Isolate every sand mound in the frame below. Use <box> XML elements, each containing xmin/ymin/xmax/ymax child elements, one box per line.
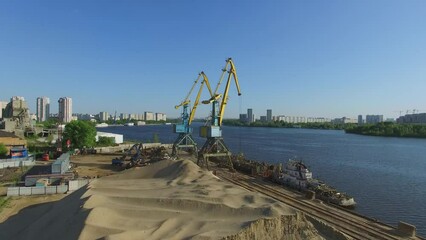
<box><xmin>0</xmin><ymin>159</ymin><xmax>326</xmax><ymax>240</ymax></box>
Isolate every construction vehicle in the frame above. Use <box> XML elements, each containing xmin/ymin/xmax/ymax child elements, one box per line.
<box><xmin>198</xmin><ymin>58</ymin><xmax>242</xmax><ymax>170</ymax></box>
<box><xmin>172</xmin><ymin>72</ymin><xmax>214</xmax><ymax>157</ymax></box>
<box><xmin>111</xmin><ymin>143</ymin><xmax>144</xmax><ymax>168</ymax></box>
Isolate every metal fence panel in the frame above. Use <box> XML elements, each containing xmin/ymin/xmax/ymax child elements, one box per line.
<box><xmin>31</xmin><ymin>187</ymin><xmax>46</xmax><ymax>195</ymax></box>
<box><xmin>45</xmin><ymin>186</ymin><xmax>57</xmax><ymax>194</ymax></box>
<box><xmin>19</xmin><ymin>188</ymin><xmax>32</xmax><ymax>196</ymax></box>
<box><xmin>57</xmin><ymin>185</ymin><xmax>68</xmax><ymax>194</ymax></box>
<box><xmin>7</xmin><ymin>187</ymin><xmax>20</xmax><ymax>197</ymax></box>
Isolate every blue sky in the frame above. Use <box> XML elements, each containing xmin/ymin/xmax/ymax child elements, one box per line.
<box><xmin>1</xmin><ymin>0</ymin><xmax>425</xmax><ymax>119</ymax></box>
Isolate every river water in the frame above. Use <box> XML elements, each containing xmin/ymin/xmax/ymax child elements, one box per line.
<box><xmin>99</xmin><ymin>123</ymin><xmax>426</xmax><ymax>236</ymax></box>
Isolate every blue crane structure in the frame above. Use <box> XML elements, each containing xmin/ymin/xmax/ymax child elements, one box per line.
<box><xmin>172</xmin><ymin>72</ymin><xmax>214</xmax><ymax>157</ymax></box>
<box><xmin>197</xmin><ymin>58</ymin><xmax>242</xmax><ymax>170</ymax></box>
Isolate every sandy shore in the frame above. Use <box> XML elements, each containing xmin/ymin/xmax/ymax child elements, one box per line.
<box><xmin>0</xmin><ymin>159</ymin><xmax>330</xmax><ymax>240</ymax></box>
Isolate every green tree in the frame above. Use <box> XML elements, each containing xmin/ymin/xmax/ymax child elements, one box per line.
<box><xmin>97</xmin><ymin>136</ymin><xmax>115</xmax><ymax>147</ymax></box>
<box><xmin>63</xmin><ymin>120</ymin><xmax>97</xmax><ymax>149</ymax></box>
<box><xmin>0</xmin><ymin>143</ymin><xmax>8</xmax><ymax>158</ymax></box>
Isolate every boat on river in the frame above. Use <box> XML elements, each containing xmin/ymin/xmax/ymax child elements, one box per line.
<box><xmin>231</xmin><ymin>155</ymin><xmax>356</xmax><ymax>208</ymax></box>
<box><xmin>276</xmin><ymin>159</ymin><xmax>356</xmax><ymax>207</ymax></box>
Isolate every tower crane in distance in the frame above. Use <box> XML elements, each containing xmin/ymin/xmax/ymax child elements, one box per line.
<box><xmin>198</xmin><ymin>58</ymin><xmax>242</xmax><ymax>170</ymax></box>
<box><xmin>172</xmin><ymin>72</ymin><xmax>215</xmax><ymax>157</ymax></box>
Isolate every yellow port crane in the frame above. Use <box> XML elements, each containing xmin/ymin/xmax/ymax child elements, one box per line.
<box><xmin>172</xmin><ymin>72</ymin><xmax>214</xmax><ymax>157</ymax></box>
<box><xmin>198</xmin><ymin>58</ymin><xmax>242</xmax><ymax>169</ymax></box>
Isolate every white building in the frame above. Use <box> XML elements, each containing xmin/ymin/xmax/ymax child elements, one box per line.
<box><xmin>332</xmin><ymin>117</ymin><xmax>358</xmax><ymax>124</ymax></box>
<box><xmin>96</xmin><ymin>132</ymin><xmax>123</xmax><ymax>144</ymax></box>
<box><xmin>58</xmin><ymin>97</ymin><xmax>72</xmax><ymax>123</ymax></box>
<box><xmin>144</xmin><ymin>112</ymin><xmax>154</xmax><ymax>121</ymax></box>
<box><xmin>155</xmin><ymin>113</ymin><xmax>167</xmax><ymax>121</ymax></box>
<box><xmin>36</xmin><ymin>97</ymin><xmax>50</xmax><ymax>122</ymax></box>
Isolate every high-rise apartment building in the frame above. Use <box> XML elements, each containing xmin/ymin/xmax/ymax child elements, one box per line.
<box><xmin>247</xmin><ymin>108</ymin><xmax>254</xmax><ymax>123</ymax></box>
<box><xmin>266</xmin><ymin>109</ymin><xmax>272</xmax><ymax>122</ymax></box>
<box><xmin>99</xmin><ymin>111</ymin><xmax>109</xmax><ymax>122</ymax></box>
<box><xmin>58</xmin><ymin>97</ymin><xmax>72</xmax><ymax>123</ymax></box>
<box><xmin>36</xmin><ymin>97</ymin><xmax>50</xmax><ymax>122</ymax></box>
<box><xmin>358</xmin><ymin>115</ymin><xmax>363</xmax><ymax>125</ymax></box>
<box><xmin>144</xmin><ymin>111</ymin><xmax>154</xmax><ymax>121</ymax></box>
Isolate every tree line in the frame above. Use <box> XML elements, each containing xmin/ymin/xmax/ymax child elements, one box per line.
<box><xmin>222</xmin><ymin>119</ymin><xmax>350</xmax><ymax>130</ymax></box>
<box><xmin>345</xmin><ymin>122</ymin><xmax>426</xmax><ymax>138</ymax></box>
<box><xmin>222</xmin><ymin>120</ymin><xmax>426</xmax><ymax>138</ymax></box>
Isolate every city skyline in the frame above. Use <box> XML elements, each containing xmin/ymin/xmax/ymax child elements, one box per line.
<box><xmin>1</xmin><ymin>1</ymin><xmax>425</xmax><ymax>119</ymax></box>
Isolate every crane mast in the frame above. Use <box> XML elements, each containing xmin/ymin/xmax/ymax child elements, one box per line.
<box><xmin>172</xmin><ymin>72</ymin><xmax>214</xmax><ymax>157</ymax></box>
<box><xmin>198</xmin><ymin>58</ymin><xmax>242</xmax><ymax>170</ymax></box>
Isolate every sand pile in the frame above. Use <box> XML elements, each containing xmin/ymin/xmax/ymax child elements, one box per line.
<box><xmin>0</xmin><ymin>159</ymin><xmax>327</xmax><ymax>240</ymax></box>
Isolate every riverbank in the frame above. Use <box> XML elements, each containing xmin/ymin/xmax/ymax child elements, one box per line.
<box><xmin>0</xmin><ymin>158</ymin><xmax>332</xmax><ymax>240</ymax></box>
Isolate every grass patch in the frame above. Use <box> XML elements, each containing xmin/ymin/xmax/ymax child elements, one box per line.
<box><xmin>0</xmin><ymin>196</ymin><xmax>11</xmax><ymax>213</ymax></box>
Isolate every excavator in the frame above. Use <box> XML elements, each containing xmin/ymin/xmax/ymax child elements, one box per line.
<box><xmin>172</xmin><ymin>72</ymin><xmax>215</xmax><ymax>157</ymax></box>
<box><xmin>198</xmin><ymin>58</ymin><xmax>242</xmax><ymax>170</ymax></box>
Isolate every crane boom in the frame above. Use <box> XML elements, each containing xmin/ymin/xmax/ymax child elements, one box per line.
<box><xmin>218</xmin><ymin>58</ymin><xmax>241</xmax><ymax>126</ymax></box>
<box><xmin>189</xmin><ymin>72</ymin><xmax>214</xmax><ymax>125</ymax></box>
<box><xmin>175</xmin><ymin>74</ymin><xmax>202</xmax><ymax>109</ymax></box>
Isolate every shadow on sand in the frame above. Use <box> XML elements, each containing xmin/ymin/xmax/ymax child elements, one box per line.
<box><xmin>0</xmin><ymin>186</ymin><xmax>90</xmax><ymax>240</ymax></box>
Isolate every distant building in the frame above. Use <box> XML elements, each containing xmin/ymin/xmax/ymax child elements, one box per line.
<box><xmin>332</xmin><ymin>117</ymin><xmax>357</xmax><ymax>124</ymax></box>
<box><xmin>36</xmin><ymin>97</ymin><xmax>50</xmax><ymax>122</ymax></box>
<box><xmin>239</xmin><ymin>113</ymin><xmax>248</xmax><ymax>122</ymax></box>
<box><xmin>138</xmin><ymin>113</ymin><xmax>144</xmax><ymax>120</ymax></box>
<box><xmin>75</xmin><ymin>113</ymin><xmax>94</xmax><ymax>121</ymax></box>
<box><xmin>366</xmin><ymin>115</ymin><xmax>383</xmax><ymax>124</ymax></box>
<box><xmin>247</xmin><ymin>109</ymin><xmax>254</xmax><ymax>123</ymax></box>
<box><xmin>260</xmin><ymin>116</ymin><xmax>267</xmax><ymax>122</ymax></box>
<box><xmin>0</xmin><ymin>101</ymin><xmax>8</xmax><ymax>119</ymax></box>
<box><xmin>155</xmin><ymin>113</ymin><xmax>166</xmax><ymax>121</ymax></box>
<box><xmin>2</xmin><ymin>96</ymin><xmax>31</xmax><ymax>131</ymax></box>
<box><xmin>358</xmin><ymin>115</ymin><xmax>363</xmax><ymax>125</ymax></box>
<box><xmin>58</xmin><ymin>97</ymin><xmax>72</xmax><ymax>123</ymax></box>
<box><xmin>397</xmin><ymin>113</ymin><xmax>426</xmax><ymax>124</ymax></box>
<box><xmin>266</xmin><ymin>109</ymin><xmax>272</xmax><ymax>122</ymax></box>
<box><xmin>385</xmin><ymin>118</ymin><xmax>395</xmax><ymax>123</ymax></box>
<box><xmin>120</xmin><ymin>113</ymin><xmax>129</xmax><ymax>120</ymax></box>
<box><xmin>144</xmin><ymin>112</ymin><xmax>154</xmax><ymax>121</ymax></box>
<box><xmin>99</xmin><ymin>112</ymin><xmax>109</xmax><ymax>122</ymax></box>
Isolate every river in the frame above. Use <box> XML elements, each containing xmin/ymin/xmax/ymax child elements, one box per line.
<box><xmin>98</xmin><ymin>123</ymin><xmax>426</xmax><ymax>236</ymax></box>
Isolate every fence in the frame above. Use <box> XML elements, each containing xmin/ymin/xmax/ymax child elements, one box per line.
<box><xmin>0</xmin><ymin>155</ymin><xmax>35</xmax><ymax>169</ymax></box>
<box><xmin>7</xmin><ymin>179</ymin><xmax>90</xmax><ymax>197</ymax></box>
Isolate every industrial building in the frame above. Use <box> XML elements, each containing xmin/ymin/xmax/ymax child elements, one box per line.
<box><xmin>36</xmin><ymin>96</ymin><xmax>50</xmax><ymax>122</ymax></box>
<box><xmin>58</xmin><ymin>97</ymin><xmax>72</xmax><ymax>123</ymax></box>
